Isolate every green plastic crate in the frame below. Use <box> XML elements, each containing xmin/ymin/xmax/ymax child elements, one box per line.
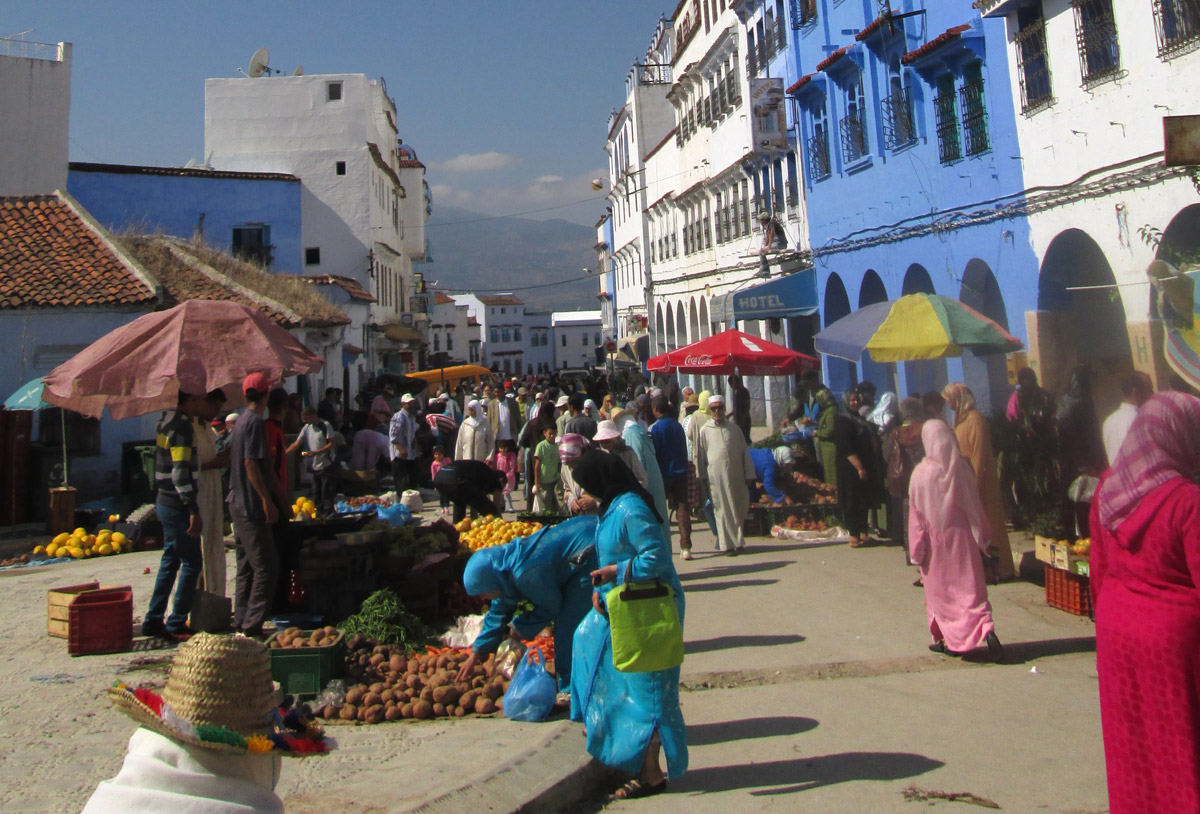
<box><xmin>266</xmin><ymin>629</ymin><xmax>345</xmax><ymax>696</ymax></box>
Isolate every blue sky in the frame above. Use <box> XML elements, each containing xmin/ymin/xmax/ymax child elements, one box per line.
<box><xmin>2</xmin><ymin>1</ymin><xmax>671</xmax><ymax>225</ymax></box>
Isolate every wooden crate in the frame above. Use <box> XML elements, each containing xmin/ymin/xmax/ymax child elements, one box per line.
<box><xmin>47</xmin><ymin>582</ymin><xmax>124</xmax><ymax>638</ymax></box>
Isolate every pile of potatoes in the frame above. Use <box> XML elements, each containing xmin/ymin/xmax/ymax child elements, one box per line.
<box><xmin>269</xmin><ymin>626</ymin><xmax>342</xmax><ymax>649</ymax></box>
<box><xmin>321</xmin><ymin>637</ymin><xmax>510</xmax><ymax>724</ymax></box>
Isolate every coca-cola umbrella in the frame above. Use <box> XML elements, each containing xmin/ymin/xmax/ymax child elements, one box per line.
<box><xmin>42</xmin><ymin>300</ymin><xmax>324</xmax><ymax>420</ymax></box>
<box><xmin>646</xmin><ymin>329</ymin><xmax>820</xmax><ymax>376</ymax></box>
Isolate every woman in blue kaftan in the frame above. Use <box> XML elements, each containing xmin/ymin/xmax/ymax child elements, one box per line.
<box><xmin>570</xmin><ymin>450</ymin><xmax>687</xmax><ymax>799</ymax></box>
<box><xmin>459</xmin><ymin>515</ymin><xmax>598</xmax><ymax>690</ymax></box>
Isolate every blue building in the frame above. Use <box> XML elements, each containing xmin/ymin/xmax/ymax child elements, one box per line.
<box><xmin>783</xmin><ymin>0</ymin><xmax>1039</xmax><ymax>411</ymax></box>
<box><xmin>67</xmin><ymin>162</ymin><xmax>302</xmax><ymax>273</ymax></box>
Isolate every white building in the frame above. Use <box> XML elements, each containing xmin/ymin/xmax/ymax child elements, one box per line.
<box><xmin>451</xmin><ymin>293</ymin><xmax>527</xmax><ymax>375</ymax></box>
<box><xmin>204</xmin><ymin>70</ymin><xmax>427</xmax><ymax>391</ymax></box>
<box><xmin>0</xmin><ymin>39</ymin><xmax>71</xmax><ymax>196</ymax></box>
<box><xmin>524</xmin><ymin>311</ymin><xmax>554</xmax><ymax>375</ymax></box>
<box><xmin>979</xmin><ymin>0</ymin><xmax>1200</xmax><ymax>404</ymax></box>
<box><xmin>427</xmin><ymin>291</ymin><xmax>474</xmax><ymax>366</ymax></box>
<box><xmin>553</xmin><ymin>311</ymin><xmax>603</xmax><ymax>370</ymax></box>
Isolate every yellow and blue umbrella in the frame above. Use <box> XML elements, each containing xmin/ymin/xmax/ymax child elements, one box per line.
<box><xmin>815</xmin><ymin>293</ymin><xmax>1023</xmax><ymax>363</ymax></box>
<box><xmin>1150</xmin><ymin>260</ymin><xmax>1200</xmax><ymax>389</ymax></box>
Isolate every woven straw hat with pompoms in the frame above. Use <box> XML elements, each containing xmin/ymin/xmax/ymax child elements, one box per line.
<box><xmin>108</xmin><ymin>633</ymin><xmax>329</xmax><ymax>756</ymax></box>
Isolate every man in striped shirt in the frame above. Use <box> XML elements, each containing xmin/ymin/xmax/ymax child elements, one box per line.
<box><xmin>142</xmin><ymin>389</ymin><xmax>214</xmax><ymax>640</ymax></box>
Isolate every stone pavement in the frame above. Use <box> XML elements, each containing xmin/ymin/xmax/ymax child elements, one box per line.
<box><xmin>1</xmin><ymin>514</ymin><xmax>1107</xmax><ymax>813</ymax></box>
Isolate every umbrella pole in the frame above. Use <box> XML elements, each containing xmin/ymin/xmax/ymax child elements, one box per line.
<box><xmin>60</xmin><ymin>408</ymin><xmax>69</xmax><ymax>487</ymax></box>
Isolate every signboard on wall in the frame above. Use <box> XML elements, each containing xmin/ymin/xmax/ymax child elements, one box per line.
<box><xmin>750</xmin><ymin>77</ymin><xmax>788</xmax><ymax>152</ymax></box>
<box><xmin>1164</xmin><ymin>115</ymin><xmax>1200</xmax><ymax>166</ymax></box>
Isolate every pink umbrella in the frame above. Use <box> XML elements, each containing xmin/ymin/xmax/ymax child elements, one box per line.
<box><xmin>647</xmin><ymin>329</ymin><xmax>820</xmax><ymax>376</ymax></box>
<box><xmin>43</xmin><ymin>300</ymin><xmax>324</xmax><ymax>419</ymax></box>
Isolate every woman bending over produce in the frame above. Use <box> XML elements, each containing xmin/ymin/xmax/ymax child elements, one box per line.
<box><xmin>458</xmin><ymin>515</ymin><xmax>599</xmax><ymax>692</ymax></box>
<box><xmin>570</xmin><ymin>450</ymin><xmax>687</xmax><ymax>800</ymax></box>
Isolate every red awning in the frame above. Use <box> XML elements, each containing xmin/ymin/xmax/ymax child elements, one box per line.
<box><xmin>647</xmin><ymin>329</ymin><xmax>819</xmax><ymax>376</ymax></box>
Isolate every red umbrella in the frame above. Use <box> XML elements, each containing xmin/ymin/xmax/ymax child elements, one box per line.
<box><xmin>43</xmin><ymin>300</ymin><xmax>324</xmax><ymax>419</ymax></box>
<box><xmin>647</xmin><ymin>329</ymin><xmax>819</xmax><ymax>376</ymax></box>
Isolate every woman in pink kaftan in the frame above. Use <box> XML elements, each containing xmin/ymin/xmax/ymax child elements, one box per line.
<box><xmin>907</xmin><ymin>420</ymin><xmax>1002</xmax><ymax>659</ymax></box>
<box><xmin>1089</xmin><ymin>392</ymin><xmax>1200</xmax><ymax>814</ymax></box>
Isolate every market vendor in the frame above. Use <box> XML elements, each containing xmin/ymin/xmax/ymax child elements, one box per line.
<box><xmin>749</xmin><ymin>445</ymin><xmax>795</xmax><ymax>505</ymax></box>
<box><xmin>457</xmin><ymin>515</ymin><xmax>599</xmax><ymax>693</ymax></box>
<box><xmin>433</xmin><ymin>458</ymin><xmax>506</xmax><ymax>523</ymax></box>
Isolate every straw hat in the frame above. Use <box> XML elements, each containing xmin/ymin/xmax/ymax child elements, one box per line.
<box><xmin>609</xmin><ymin>407</ymin><xmax>633</xmax><ymax>428</ymax></box>
<box><xmin>108</xmin><ymin>633</ymin><xmax>328</xmax><ymax>756</ymax></box>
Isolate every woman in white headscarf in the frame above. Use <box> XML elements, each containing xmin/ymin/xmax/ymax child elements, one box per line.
<box><xmin>454</xmin><ymin>399</ymin><xmax>494</xmax><ymax>462</ymax></box>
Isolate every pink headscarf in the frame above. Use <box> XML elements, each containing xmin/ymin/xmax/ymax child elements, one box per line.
<box><xmin>909</xmin><ymin>419</ymin><xmax>989</xmax><ymax>550</ymax></box>
<box><xmin>558</xmin><ymin>433</ymin><xmax>589</xmax><ymax>464</ymax></box>
<box><xmin>1096</xmin><ymin>392</ymin><xmax>1200</xmax><ymax>535</ymax></box>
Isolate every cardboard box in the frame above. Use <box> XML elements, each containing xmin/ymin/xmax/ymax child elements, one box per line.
<box><xmin>1034</xmin><ymin>536</ymin><xmax>1056</xmax><ymax>565</ymax></box>
<box><xmin>1051</xmin><ymin>543</ymin><xmax>1088</xmax><ymax>573</ymax></box>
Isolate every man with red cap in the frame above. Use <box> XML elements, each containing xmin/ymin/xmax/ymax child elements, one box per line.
<box><xmin>228</xmin><ymin>372</ymin><xmax>285</xmax><ymax>638</ymax></box>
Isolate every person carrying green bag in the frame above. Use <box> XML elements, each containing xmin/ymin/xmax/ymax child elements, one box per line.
<box><xmin>570</xmin><ymin>450</ymin><xmax>687</xmax><ymax>801</ymax></box>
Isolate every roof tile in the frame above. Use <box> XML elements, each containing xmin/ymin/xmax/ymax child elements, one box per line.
<box><xmin>902</xmin><ymin>24</ymin><xmax>972</xmax><ymax>65</ymax></box>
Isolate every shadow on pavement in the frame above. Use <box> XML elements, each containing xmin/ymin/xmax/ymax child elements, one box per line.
<box><xmin>677</xmin><ymin>752</ymin><xmax>944</xmax><ymax>795</ymax></box>
<box><xmin>688</xmin><ymin>716</ymin><xmax>819</xmax><ymax>746</ymax></box>
<box><xmin>678</xmin><ymin>560</ymin><xmax>791</xmax><ymax>581</ymax></box>
<box><xmin>684</xmin><ymin>578</ymin><xmax>779</xmax><ymax>593</ymax></box>
<box><xmin>685</xmin><ymin>633</ymin><xmax>806</xmax><ymax>654</ymax></box>
<box><xmin>966</xmin><ymin>635</ymin><xmax>1096</xmax><ymax>665</ymax></box>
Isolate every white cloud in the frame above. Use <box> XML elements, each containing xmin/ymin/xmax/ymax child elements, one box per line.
<box><xmin>532</xmin><ymin>174</ymin><xmax>563</xmax><ymax>184</ymax></box>
<box><xmin>437</xmin><ymin>151</ymin><xmax>515</xmax><ymax>172</ymax></box>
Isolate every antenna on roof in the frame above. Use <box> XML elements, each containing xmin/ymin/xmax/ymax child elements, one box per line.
<box><xmin>247</xmin><ymin>47</ymin><xmax>271</xmax><ymax>78</ymax></box>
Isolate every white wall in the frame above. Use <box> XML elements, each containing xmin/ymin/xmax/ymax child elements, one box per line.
<box><xmin>553</xmin><ymin>313</ymin><xmax>603</xmax><ymax>369</ymax></box>
<box><xmin>0</xmin><ymin>41</ymin><xmax>71</xmax><ymax>196</ymax></box>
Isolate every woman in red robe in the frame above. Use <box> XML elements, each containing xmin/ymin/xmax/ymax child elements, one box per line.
<box><xmin>1090</xmin><ymin>392</ymin><xmax>1200</xmax><ymax>813</ymax></box>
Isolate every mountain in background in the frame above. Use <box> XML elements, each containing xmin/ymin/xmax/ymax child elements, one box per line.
<box><xmin>420</xmin><ymin>205</ymin><xmax>601</xmax><ymax>313</ymax></box>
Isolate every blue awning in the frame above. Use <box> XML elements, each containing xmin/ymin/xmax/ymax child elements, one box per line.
<box><xmin>732</xmin><ymin>268</ymin><xmax>819</xmax><ymax>321</ymax></box>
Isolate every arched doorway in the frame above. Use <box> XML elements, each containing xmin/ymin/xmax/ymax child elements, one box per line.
<box><xmin>960</xmin><ymin>259</ymin><xmax>1011</xmax><ymax>414</ymax></box>
<box><xmin>699</xmin><ymin>299</ymin><xmax>710</xmax><ymax>338</ymax></box>
<box><xmin>655</xmin><ymin>303</ymin><xmax>666</xmax><ymax>355</ymax></box>
<box><xmin>1038</xmin><ymin>229</ymin><xmax>1131</xmax><ymax>413</ymax></box>
<box><xmin>675</xmin><ymin>301</ymin><xmax>687</xmax><ymax>350</ymax></box>
<box><xmin>901</xmin><ymin>263</ymin><xmax>948</xmax><ymax>397</ymax></box>
<box><xmin>858</xmin><ymin>270</ymin><xmax>895</xmax><ymax>396</ymax></box>
<box><xmin>823</xmin><ymin>273</ymin><xmax>855</xmax><ymax>395</ymax></box>
<box><xmin>664</xmin><ymin>304</ymin><xmax>676</xmax><ymax>353</ymax></box>
<box><xmin>1153</xmin><ymin>204</ymin><xmax>1200</xmax><ymax>319</ymax></box>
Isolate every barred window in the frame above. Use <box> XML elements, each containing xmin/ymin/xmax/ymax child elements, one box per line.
<box><xmin>1153</xmin><ymin>0</ymin><xmax>1200</xmax><ymax>58</ymax></box>
<box><xmin>839</xmin><ymin>78</ymin><xmax>868</xmax><ymax>164</ymax></box>
<box><xmin>935</xmin><ymin>74</ymin><xmax>962</xmax><ymax>164</ymax></box>
<box><xmin>1072</xmin><ymin>0</ymin><xmax>1121</xmax><ymax>85</ymax></box>
<box><xmin>1016</xmin><ymin>4</ymin><xmax>1054</xmax><ymax>113</ymax></box>
<box><xmin>959</xmin><ymin>63</ymin><xmax>990</xmax><ymax>157</ymax></box>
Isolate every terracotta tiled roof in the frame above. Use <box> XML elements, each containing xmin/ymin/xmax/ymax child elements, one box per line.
<box><xmin>397</xmin><ymin>159</ymin><xmax>425</xmax><ymax>169</ymax></box>
<box><xmin>367</xmin><ymin>143</ymin><xmax>401</xmax><ymax>187</ymax></box>
<box><xmin>787</xmin><ymin>73</ymin><xmax>817</xmax><ymax>94</ymax></box>
<box><xmin>902</xmin><ymin>24</ymin><xmax>972</xmax><ymax>65</ymax></box>
<box><xmin>432</xmin><ymin>291</ymin><xmax>455</xmax><ymax>305</ymax></box>
<box><xmin>0</xmin><ymin>194</ymin><xmax>157</xmax><ymax>310</ymax></box>
<box><xmin>118</xmin><ymin>236</ymin><xmax>350</xmax><ymax>328</ymax></box>
<box><xmin>817</xmin><ymin>46</ymin><xmax>850</xmax><ymax>72</ymax></box>
<box><xmin>856</xmin><ymin>14</ymin><xmax>888</xmax><ymax>41</ymax></box>
<box><xmin>69</xmin><ymin>161</ymin><xmax>298</xmax><ymax>182</ymax></box>
<box><xmin>467</xmin><ymin>316</ymin><xmax>479</xmax><ymax>326</ymax></box>
<box><xmin>478</xmin><ymin>294</ymin><xmax>523</xmax><ymax>306</ymax></box>
<box><xmin>300</xmin><ymin>274</ymin><xmax>376</xmax><ymax>302</ymax></box>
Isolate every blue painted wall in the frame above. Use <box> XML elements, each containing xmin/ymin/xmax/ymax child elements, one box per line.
<box><xmin>67</xmin><ymin>166</ymin><xmax>303</xmax><ymax>274</ymax></box>
<box><xmin>784</xmin><ymin>0</ymin><xmax>1038</xmax><ymax>412</ymax></box>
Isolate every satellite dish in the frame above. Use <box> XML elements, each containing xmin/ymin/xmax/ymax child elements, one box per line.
<box><xmin>293</xmin><ymin>65</ymin><xmax>303</xmax><ymax>76</ymax></box>
<box><xmin>248</xmin><ymin>47</ymin><xmax>270</xmax><ymax>78</ymax></box>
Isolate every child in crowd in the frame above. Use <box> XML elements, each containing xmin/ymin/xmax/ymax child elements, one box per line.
<box><xmin>430</xmin><ymin>446</ymin><xmax>450</xmax><ymax>515</ymax></box>
<box><xmin>493</xmin><ymin>439</ymin><xmax>519</xmax><ymax>512</ymax></box>
<box><xmin>285</xmin><ymin>407</ymin><xmax>336</xmax><ymax>516</ymax></box>
<box><xmin>533</xmin><ymin>426</ymin><xmax>561</xmax><ymax>513</ymax></box>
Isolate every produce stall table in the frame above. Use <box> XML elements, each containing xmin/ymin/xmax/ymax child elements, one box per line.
<box><xmin>1034</xmin><ymin>535</ymin><xmax>1092</xmax><ymax>616</ymax></box>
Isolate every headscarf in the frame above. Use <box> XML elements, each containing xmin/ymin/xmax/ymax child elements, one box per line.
<box><xmin>465</xmin><ymin>399</ymin><xmax>481</xmax><ymax>418</ymax></box>
<box><xmin>899</xmin><ymin>396</ymin><xmax>924</xmax><ymax>424</ymax></box>
<box><xmin>583</xmin><ymin>399</ymin><xmax>599</xmax><ymax>422</ymax></box>
<box><xmin>558</xmin><ymin>433</ymin><xmax>588</xmax><ymax>464</ymax></box>
<box><xmin>910</xmin><ymin>419</ymin><xmax>989</xmax><ymax>547</ymax></box>
<box><xmin>772</xmin><ymin>446</ymin><xmax>793</xmax><ymax>467</ymax></box>
<box><xmin>814</xmin><ymin>388</ymin><xmax>837</xmax><ymax>412</ymax></box>
<box><xmin>1096</xmin><ymin>392</ymin><xmax>1200</xmax><ymax>536</ymax></box>
<box><xmin>461</xmin><ymin>546</ymin><xmax>511</xmax><ymax>597</ymax></box>
<box><xmin>570</xmin><ymin>449</ymin><xmax>663</xmax><ymax>523</ymax></box>
<box><xmin>868</xmin><ymin>392</ymin><xmax>898</xmax><ymax>430</ymax></box>
<box><xmin>942</xmin><ymin>383</ymin><xmax>977</xmax><ymax>427</ymax></box>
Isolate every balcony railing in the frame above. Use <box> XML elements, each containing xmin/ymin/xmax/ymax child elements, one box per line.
<box><xmin>1153</xmin><ymin>0</ymin><xmax>1200</xmax><ymax>58</ymax></box>
<box><xmin>807</xmin><ymin>132</ymin><xmax>832</xmax><ymax>181</ymax></box>
<box><xmin>934</xmin><ymin>89</ymin><xmax>962</xmax><ymax>164</ymax></box>
<box><xmin>790</xmin><ymin>0</ymin><xmax>817</xmax><ymax>28</ymax></box>
<box><xmin>1015</xmin><ymin>16</ymin><xmax>1054</xmax><ymax>113</ymax></box>
<box><xmin>839</xmin><ymin>110</ymin><xmax>868</xmax><ymax>164</ymax></box>
<box><xmin>774</xmin><ymin>18</ymin><xmax>788</xmax><ymax>51</ymax></box>
<box><xmin>880</xmin><ymin>87</ymin><xmax>917</xmax><ymax>151</ymax></box>
<box><xmin>747</xmin><ymin>50</ymin><xmax>758</xmax><ymax>78</ymax></box>
<box><xmin>1073</xmin><ymin>0</ymin><xmax>1121</xmax><ymax>86</ymax></box>
<box><xmin>637</xmin><ymin>62</ymin><xmax>673</xmax><ymax>85</ymax></box>
<box><xmin>959</xmin><ymin>77</ymin><xmax>990</xmax><ymax>156</ymax></box>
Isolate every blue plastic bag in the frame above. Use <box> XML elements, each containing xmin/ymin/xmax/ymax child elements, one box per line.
<box><xmin>504</xmin><ymin>646</ymin><xmax>556</xmax><ymax>722</ymax></box>
<box><xmin>375</xmin><ymin>503</ymin><xmax>412</xmax><ymax>527</ymax></box>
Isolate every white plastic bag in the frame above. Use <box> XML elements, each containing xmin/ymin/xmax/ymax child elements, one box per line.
<box><xmin>400</xmin><ymin>489</ymin><xmax>423</xmax><ymax>513</ymax></box>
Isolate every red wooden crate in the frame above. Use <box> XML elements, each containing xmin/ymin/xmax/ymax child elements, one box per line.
<box><xmin>1045</xmin><ymin>564</ymin><xmax>1091</xmax><ymax>616</ymax></box>
<box><xmin>68</xmin><ymin>586</ymin><xmax>133</xmax><ymax>656</ymax></box>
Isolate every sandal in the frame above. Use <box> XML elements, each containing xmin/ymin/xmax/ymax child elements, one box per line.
<box><xmin>848</xmin><ymin>538</ymin><xmax>866</xmax><ymax>548</ymax></box>
<box><xmin>611</xmin><ymin>778</ymin><xmax>667</xmax><ymax>800</ymax></box>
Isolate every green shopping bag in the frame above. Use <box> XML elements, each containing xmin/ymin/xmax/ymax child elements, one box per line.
<box><xmin>605</xmin><ymin>561</ymin><xmax>684</xmax><ymax>673</ymax></box>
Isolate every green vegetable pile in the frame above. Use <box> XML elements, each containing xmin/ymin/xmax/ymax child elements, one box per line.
<box><xmin>340</xmin><ymin>588</ymin><xmax>430</xmax><ymax>648</ymax></box>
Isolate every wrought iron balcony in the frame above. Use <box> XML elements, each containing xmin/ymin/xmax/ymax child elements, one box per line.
<box><xmin>774</xmin><ymin>18</ymin><xmax>788</xmax><ymax>51</ymax></box>
<box><xmin>1153</xmin><ymin>0</ymin><xmax>1200</xmax><ymax>58</ymax></box>
<box><xmin>959</xmin><ymin>77</ymin><xmax>990</xmax><ymax>157</ymax></box>
<box><xmin>839</xmin><ymin>109</ymin><xmax>868</xmax><ymax>164</ymax></box>
<box><xmin>807</xmin><ymin>132</ymin><xmax>831</xmax><ymax>181</ymax></box>
<box><xmin>880</xmin><ymin>87</ymin><xmax>917</xmax><ymax>151</ymax></box>
<box><xmin>637</xmin><ymin>62</ymin><xmax>673</xmax><ymax>85</ymax></box>
<box><xmin>1015</xmin><ymin>16</ymin><xmax>1054</xmax><ymax>113</ymax></box>
<box><xmin>1073</xmin><ymin>0</ymin><xmax>1121</xmax><ymax>86</ymax></box>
